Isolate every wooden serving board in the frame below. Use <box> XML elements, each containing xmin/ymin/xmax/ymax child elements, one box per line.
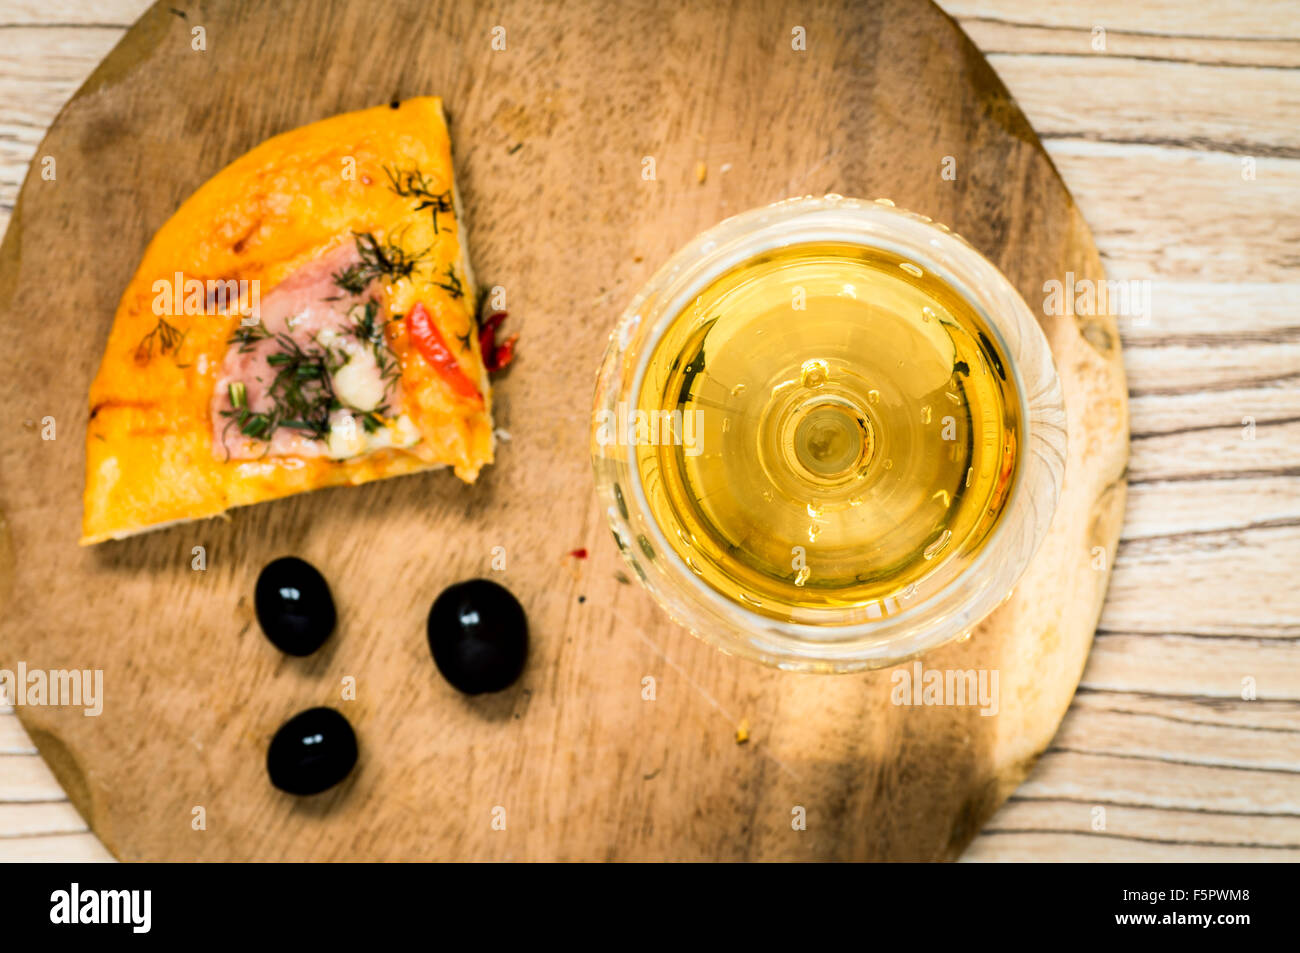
<box><xmin>0</xmin><ymin>0</ymin><xmax>1128</xmax><ymax>860</ymax></box>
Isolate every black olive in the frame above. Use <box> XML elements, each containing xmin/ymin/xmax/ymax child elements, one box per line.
<box><xmin>427</xmin><ymin>579</ymin><xmax>528</xmax><ymax>695</ymax></box>
<box><xmin>254</xmin><ymin>557</ymin><xmax>336</xmax><ymax>656</ymax></box>
<box><xmin>266</xmin><ymin>707</ymin><xmax>358</xmax><ymax>796</ymax></box>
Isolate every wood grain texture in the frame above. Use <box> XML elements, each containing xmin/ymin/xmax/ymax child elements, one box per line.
<box><xmin>2</xmin><ymin>0</ymin><xmax>1297</xmax><ymax>862</ymax></box>
<box><xmin>0</xmin><ymin>0</ymin><xmax>1127</xmax><ymax>861</ymax></box>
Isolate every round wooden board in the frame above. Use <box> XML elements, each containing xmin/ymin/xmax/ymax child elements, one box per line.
<box><xmin>0</xmin><ymin>0</ymin><xmax>1128</xmax><ymax>860</ymax></box>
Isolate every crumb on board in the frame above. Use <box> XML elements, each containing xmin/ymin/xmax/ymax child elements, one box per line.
<box><xmin>569</xmin><ymin>548</ymin><xmax>588</xmax><ymax>559</ymax></box>
<box><xmin>720</xmin><ymin>162</ymin><xmax>732</xmax><ymax>174</ymax></box>
<box><xmin>735</xmin><ymin>718</ymin><xmax>750</xmax><ymax>744</ymax></box>
<box><xmin>614</xmin><ymin>571</ymin><xmax>631</xmax><ymax>585</ymax></box>
<box><xmin>695</xmin><ymin>161</ymin><xmax>707</xmax><ymax>184</ymax></box>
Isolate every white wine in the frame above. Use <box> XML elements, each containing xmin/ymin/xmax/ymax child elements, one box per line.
<box><xmin>595</xmin><ymin>196</ymin><xmax>1066</xmax><ymax>671</ymax></box>
<box><xmin>633</xmin><ymin>241</ymin><xmax>1020</xmax><ymax>623</ymax></box>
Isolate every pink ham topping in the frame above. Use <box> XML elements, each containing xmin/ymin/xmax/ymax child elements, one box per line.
<box><xmin>211</xmin><ymin>242</ymin><xmax>400</xmax><ymax>460</ymax></box>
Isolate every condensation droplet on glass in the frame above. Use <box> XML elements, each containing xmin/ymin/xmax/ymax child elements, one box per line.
<box><xmin>945</xmin><ymin>391</ymin><xmax>960</xmax><ymax>404</ymax></box>
<box><xmin>900</xmin><ymin>262</ymin><xmax>923</xmax><ymax>278</ymax></box>
<box><xmin>923</xmin><ymin>529</ymin><xmax>952</xmax><ymax>560</ymax></box>
<box><xmin>793</xmin><ymin>566</ymin><xmax>811</xmax><ymax>587</ymax></box>
<box><xmin>730</xmin><ymin>383</ymin><xmax>747</xmax><ymax>396</ymax></box>
<box><xmin>867</xmin><ymin>389</ymin><xmax>881</xmax><ymax>404</ymax></box>
<box><xmin>883</xmin><ymin>458</ymin><xmax>894</xmax><ymax>470</ymax></box>
<box><xmin>807</xmin><ymin>523</ymin><xmax>821</xmax><ymax>542</ymax></box>
<box><xmin>921</xmin><ymin>306</ymin><xmax>936</xmax><ymax>323</ymax></box>
<box><xmin>800</xmin><ymin>358</ymin><xmax>829</xmax><ymax>388</ymax></box>
<box><xmin>921</xmin><ymin>404</ymin><xmax>932</xmax><ymax>424</ymax></box>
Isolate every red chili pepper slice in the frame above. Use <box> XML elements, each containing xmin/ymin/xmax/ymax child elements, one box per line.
<box><xmin>478</xmin><ymin>310</ymin><xmax>519</xmax><ymax>373</ymax></box>
<box><xmin>406</xmin><ymin>302</ymin><xmax>482</xmax><ymax>404</ymax></box>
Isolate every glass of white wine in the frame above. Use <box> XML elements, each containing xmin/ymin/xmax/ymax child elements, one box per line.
<box><xmin>591</xmin><ymin>195</ymin><xmax>1066</xmax><ymax>673</ymax></box>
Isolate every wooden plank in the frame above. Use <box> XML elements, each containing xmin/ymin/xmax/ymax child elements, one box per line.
<box><xmin>965</xmin><ymin>832</ymin><xmax>1300</xmax><ymax>861</ymax></box>
<box><xmin>0</xmin><ymin>712</ymin><xmax>37</xmax><ymax>753</ymax></box>
<box><xmin>1128</xmin><ymin>417</ymin><xmax>1300</xmax><ymax>483</ymax></box>
<box><xmin>960</xmin><ymin>18</ymin><xmax>1300</xmax><ymax>68</ymax></box>
<box><xmin>1071</xmin><ymin>687</ymin><xmax>1300</xmax><ymax>731</ymax></box>
<box><xmin>1086</xmin><ymin>633</ymin><xmax>1300</xmax><ymax>692</ymax></box>
<box><xmin>986</xmin><ymin>800</ymin><xmax>1300</xmax><ymax>848</ymax></box>
<box><xmin>968</xmin><ymin>688</ymin><xmax>1300</xmax><ymax>859</ymax></box>
<box><xmin>942</xmin><ymin>0</ymin><xmax>1300</xmax><ymax>39</ymax></box>
<box><xmin>1122</xmin><ymin>281</ymin><xmax>1300</xmax><ymax>337</ymax></box>
<box><xmin>1131</xmin><ymin>388</ymin><xmax>1300</xmax><ymax>440</ymax></box>
<box><xmin>0</xmin><ymin>27</ymin><xmax>128</xmax><ymax>213</ymax></box>
<box><xmin>0</xmin><ymin>832</ymin><xmax>113</xmax><ymax>861</ymax></box>
<box><xmin>1123</xmin><ymin>476</ymin><xmax>1300</xmax><ymax>539</ymax></box>
<box><xmin>991</xmin><ymin>55</ymin><xmax>1300</xmax><ymax>155</ymax></box>
<box><xmin>1103</xmin><ymin>523</ymin><xmax>1300</xmax><ymax>635</ymax></box>
<box><xmin>0</xmin><ymin>0</ymin><xmax>147</xmax><ymax>25</ymax></box>
<box><xmin>1013</xmin><ymin>750</ymin><xmax>1300</xmax><ymax>814</ymax></box>
<box><xmin>0</xmin><ymin>751</ymin><xmax>70</xmax><ymax>801</ymax></box>
<box><xmin>1044</xmin><ymin>142</ymin><xmax>1300</xmax><ymax>282</ymax></box>
<box><xmin>0</xmin><ymin>800</ymin><xmax>88</xmax><ymax>837</ymax></box>
<box><xmin>1126</xmin><ymin>346</ymin><xmax>1300</xmax><ymax>400</ymax></box>
<box><xmin>1116</xmin><ymin>283</ymin><xmax>1300</xmax><ymax>397</ymax></box>
<box><xmin>1052</xmin><ymin>696</ymin><xmax>1300</xmax><ymax>769</ymax></box>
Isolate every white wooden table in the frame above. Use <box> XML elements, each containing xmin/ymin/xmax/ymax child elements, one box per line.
<box><xmin>1</xmin><ymin>0</ymin><xmax>1297</xmax><ymax>861</ymax></box>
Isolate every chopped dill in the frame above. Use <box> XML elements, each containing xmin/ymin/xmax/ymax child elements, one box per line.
<box><xmin>432</xmin><ymin>265</ymin><xmax>464</xmax><ymax>300</ymax></box>
<box><xmin>228</xmin><ymin>322</ymin><xmax>270</xmax><ymax>353</ymax></box>
<box><xmin>333</xmin><ymin>231</ymin><xmax>429</xmax><ymax>294</ymax></box>
<box><xmin>348</xmin><ymin>298</ymin><xmax>401</xmax><ymax>389</ymax></box>
<box><xmin>383</xmin><ymin>165</ymin><xmax>454</xmax><ymax>234</ymax></box>
<box><xmin>222</xmin><ymin>298</ymin><xmax>401</xmax><ymax>447</ymax></box>
<box><xmin>136</xmin><ymin>317</ymin><xmax>186</xmax><ymax>363</ymax></box>
<box><xmin>221</xmin><ymin>332</ymin><xmax>342</xmax><ymax>443</ymax></box>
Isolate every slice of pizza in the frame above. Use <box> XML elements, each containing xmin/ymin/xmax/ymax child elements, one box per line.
<box><xmin>82</xmin><ymin>98</ymin><xmax>494</xmax><ymax>544</ymax></box>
